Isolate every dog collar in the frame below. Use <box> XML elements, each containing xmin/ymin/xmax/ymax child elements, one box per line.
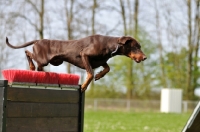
<box><xmin>111</xmin><ymin>45</ymin><xmax>120</xmax><ymax>57</ymax></box>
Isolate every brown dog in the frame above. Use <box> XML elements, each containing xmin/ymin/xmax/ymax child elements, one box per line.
<box><xmin>6</xmin><ymin>35</ymin><xmax>146</xmax><ymax>91</ymax></box>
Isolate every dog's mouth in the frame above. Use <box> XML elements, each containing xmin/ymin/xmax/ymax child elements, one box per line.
<box><xmin>132</xmin><ymin>57</ymin><xmax>141</xmax><ymax>63</ymax></box>
<box><xmin>132</xmin><ymin>56</ymin><xmax>147</xmax><ymax>63</ymax></box>
<box><xmin>134</xmin><ymin>59</ymin><xmax>141</xmax><ymax>63</ymax></box>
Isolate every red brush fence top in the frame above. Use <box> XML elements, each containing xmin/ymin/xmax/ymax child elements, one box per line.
<box><xmin>2</xmin><ymin>69</ymin><xmax>80</xmax><ymax>85</ymax></box>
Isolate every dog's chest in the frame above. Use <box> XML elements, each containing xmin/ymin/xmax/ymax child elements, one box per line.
<box><xmin>93</xmin><ymin>48</ymin><xmax>112</xmax><ymax>60</ymax></box>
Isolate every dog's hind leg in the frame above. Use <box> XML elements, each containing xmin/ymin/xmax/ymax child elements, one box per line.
<box><xmin>37</xmin><ymin>64</ymin><xmax>44</xmax><ymax>71</ymax></box>
<box><xmin>25</xmin><ymin>50</ymin><xmax>35</xmax><ymax>70</ymax></box>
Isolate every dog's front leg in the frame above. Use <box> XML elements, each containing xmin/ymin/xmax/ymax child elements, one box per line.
<box><xmin>95</xmin><ymin>63</ymin><xmax>110</xmax><ymax>81</ymax></box>
<box><xmin>80</xmin><ymin>51</ymin><xmax>94</xmax><ymax>92</ymax></box>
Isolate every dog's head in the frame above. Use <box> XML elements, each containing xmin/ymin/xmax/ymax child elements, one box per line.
<box><xmin>118</xmin><ymin>36</ymin><xmax>147</xmax><ymax>63</ymax></box>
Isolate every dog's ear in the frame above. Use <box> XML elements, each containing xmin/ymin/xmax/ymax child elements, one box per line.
<box><xmin>117</xmin><ymin>36</ymin><xmax>133</xmax><ymax>44</ymax></box>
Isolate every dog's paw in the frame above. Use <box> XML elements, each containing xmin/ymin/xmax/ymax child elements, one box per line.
<box><xmin>81</xmin><ymin>85</ymin><xmax>87</xmax><ymax>92</ymax></box>
<box><xmin>95</xmin><ymin>72</ymin><xmax>103</xmax><ymax>81</ymax></box>
<box><xmin>81</xmin><ymin>88</ymin><xmax>86</xmax><ymax>92</ymax></box>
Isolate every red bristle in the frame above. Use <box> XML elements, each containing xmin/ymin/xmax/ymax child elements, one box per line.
<box><xmin>20</xmin><ymin>70</ymin><xmax>36</xmax><ymax>83</ymax></box>
<box><xmin>71</xmin><ymin>74</ymin><xmax>80</xmax><ymax>85</ymax></box>
<box><xmin>2</xmin><ymin>69</ymin><xmax>16</xmax><ymax>83</ymax></box>
<box><xmin>2</xmin><ymin>69</ymin><xmax>36</xmax><ymax>83</ymax></box>
<box><xmin>48</xmin><ymin>72</ymin><xmax>59</xmax><ymax>84</ymax></box>
<box><xmin>35</xmin><ymin>71</ymin><xmax>50</xmax><ymax>84</ymax></box>
<box><xmin>2</xmin><ymin>69</ymin><xmax>80</xmax><ymax>85</ymax></box>
<box><xmin>68</xmin><ymin>74</ymin><xmax>79</xmax><ymax>85</ymax></box>
<box><xmin>58</xmin><ymin>73</ymin><xmax>80</xmax><ymax>85</ymax></box>
<box><xmin>58</xmin><ymin>73</ymin><xmax>70</xmax><ymax>85</ymax></box>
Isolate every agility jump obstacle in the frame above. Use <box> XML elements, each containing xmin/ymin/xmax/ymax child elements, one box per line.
<box><xmin>182</xmin><ymin>101</ymin><xmax>200</xmax><ymax>132</ymax></box>
<box><xmin>0</xmin><ymin>80</ymin><xmax>85</xmax><ymax>132</ymax></box>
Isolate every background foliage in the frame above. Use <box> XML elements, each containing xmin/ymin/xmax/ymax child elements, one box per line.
<box><xmin>0</xmin><ymin>0</ymin><xmax>200</xmax><ymax>100</ymax></box>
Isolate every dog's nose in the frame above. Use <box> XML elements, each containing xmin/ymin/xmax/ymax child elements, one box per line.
<box><xmin>143</xmin><ymin>56</ymin><xmax>147</xmax><ymax>61</ymax></box>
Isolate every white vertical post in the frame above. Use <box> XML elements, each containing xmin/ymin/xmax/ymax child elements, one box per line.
<box><xmin>160</xmin><ymin>88</ymin><xmax>182</xmax><ymax>113</ymax></box>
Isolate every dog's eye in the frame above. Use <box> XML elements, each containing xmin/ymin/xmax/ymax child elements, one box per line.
<box><xmin>135</xmin><ymin>44</ymin><xmax>141</xmax><ymax>49</ymax></box>
<box><xmin>138</xmin><ymin>44</ymin><xmax>141</xmax><ymax>48</ymax></box>
<box><xmin>131</xmin><ymin>46</ymin><xmax>141</xmax><ymax>52</ymax></box>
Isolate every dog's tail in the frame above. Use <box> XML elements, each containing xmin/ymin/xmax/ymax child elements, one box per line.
<box><xmin>6</xmin><ymin>37</ymin><xmax>38</xmax><ymax>49</ymax></box>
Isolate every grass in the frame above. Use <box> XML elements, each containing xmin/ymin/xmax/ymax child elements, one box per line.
<box><xmin>84</xmin><ymin>110</ymin><xmax>191</xmax><ymax>132</ymax></box>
